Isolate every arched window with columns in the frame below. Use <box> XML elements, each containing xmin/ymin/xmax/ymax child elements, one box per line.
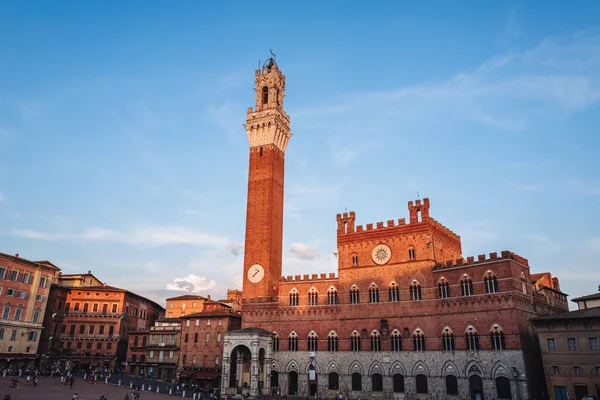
<box><xmin>308</xmin><ymin>288</ymin><xmax>318</xmax><ymax>305</ymax></box>
<box><xmin>350</xmin><ymin>331</ymin><xmax>361</xmax><ymax>351</ymax></box>
<box><xmin>288</xmin><ymin>332</ymin><xmax>298</xmax><ymax>351</ymax></box>
<box><xmin>370</xmin><ymin>330</ymin><xmax>381</xmax><ymax>351</ymax></box>
<box><xmin>484</xmin><ymin>271</ymin><xmax>499</xmax><ymax>293</ymax></box>
<box><xmin>490</xmin><ymin>324</ymin><xmax>506</xmax><ymax>350</ymax></box>
<box><xmin>327</xmin><ymin>287</ymin><xmax>338</xmax><ymax>305</ymax></box>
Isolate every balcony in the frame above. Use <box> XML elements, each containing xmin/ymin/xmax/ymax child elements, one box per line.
<box><xmin>53</xmin><ymin>334</ymin><xmax>123</xmax><ymax>341</ymax></box>
<box><xmin>53</xmin><ymin>311</ymin><xmax>129</xmax><ymax>320</ymax></box>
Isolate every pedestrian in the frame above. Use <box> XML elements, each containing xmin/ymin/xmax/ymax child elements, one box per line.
<box><xmin>72</xmin><ymin>393</ymin><xmax>78</xmax><ymax>400</ymax></box>
<box><xmin>70</xmin><ymin>375</ymin><xmax>75</xmax><ymax>388</ymax></box>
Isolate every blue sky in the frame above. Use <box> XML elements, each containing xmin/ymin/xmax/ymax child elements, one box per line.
<box><xmin>1</xmin><ymin>1</ymin><xmax>599</xmax><ymax>307</ymax></box>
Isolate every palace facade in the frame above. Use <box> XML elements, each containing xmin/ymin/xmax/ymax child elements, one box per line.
<box><xmin>0</xmin><ymin>252</ymin><xmax>60</xmax><ymax>369</ymax></box>
<box><xmin>220</xmin><ymin>58</ymin><xmax>569</xmax><ymax>400</ymax></box>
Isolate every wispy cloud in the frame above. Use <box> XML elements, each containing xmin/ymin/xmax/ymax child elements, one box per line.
<box><xmin>522</xmin><ymin>234</ymin><xmax>553</xmax><ymax>243</ymax></box>
<box><xmin>294</xmin><ymin>29</ymin><xmax>600</xmax><ymax>130</ymax></box>
<box><xmin>287</xmin><ymin>184</ymin><xmax>339</xmax><ymax>212</ymax></box>
<box><xmin>10</xmin><ymin>226</ymin><xmax>229</xmax><ymax>248</ymax></box>
<box><xmin>288</xmin><ymin>242</ymin><xmax>318</xmax><ymax>260</ymax></box>
<box><xmin>226</xmin><ymin>242</ymin><xmax>243</xmax><ymax>256</ymax></box>
<box><xmin>508</xmin><ymin>182</ymin><xmax>545</xmax><ymax>192</ymax></box>
<box><xmin>328</xmin><ymin>136</ymin><xmax>381</xmax><ymax>166</ymax></box>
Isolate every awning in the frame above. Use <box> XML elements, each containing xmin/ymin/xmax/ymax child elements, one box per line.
<box><xmin>192</xmin><ymin>370</ymin><xmax>221</xmax><ymax>379</ymax></box>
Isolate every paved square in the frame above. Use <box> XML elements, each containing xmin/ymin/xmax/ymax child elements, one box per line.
<box><xmin>0</xmin><ymin>377</ymin><xmax>174</xmax><ymax>400</ymax></box>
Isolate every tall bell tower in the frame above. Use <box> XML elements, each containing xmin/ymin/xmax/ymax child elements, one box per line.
<box><xmin>242</xmin><ymin>58</ymin><xmax>291</xmax><ymax>302</ymax></box>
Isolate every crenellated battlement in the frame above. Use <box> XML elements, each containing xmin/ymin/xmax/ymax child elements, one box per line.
<box><xmin>279</xmin><ymin>272</ymin><xmax>337</xmax><ymax>283</ymax></box>
<box><xmin>433</xmin><ymin>250</ymin><xmax>529</xmax><ymax>270</ymax></box>
<box><xmin>429</xmin><ymin>218</ymin><xmax>461</xmax><ymax>241</ymax></box>
<box><xmin>336</xmin><ymin>198</ymin><xmax>460</xmax><ymax>241</ymax></box>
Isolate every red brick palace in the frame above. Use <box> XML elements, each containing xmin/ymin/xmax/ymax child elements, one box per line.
<box><xmin>220</xmin><ymin>57</ymin><xmax>568</xmax><ymax>400</ymax></box>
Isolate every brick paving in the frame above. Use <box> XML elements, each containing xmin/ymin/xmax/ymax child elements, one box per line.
<box><xmin>0</xmin><ymin>377</ymin><xmax>174</xmax><ymax>400</ymax></box>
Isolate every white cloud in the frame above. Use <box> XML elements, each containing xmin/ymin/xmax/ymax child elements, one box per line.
<box><xmin>289</xmin><ymin>242</ymin><xmax>318</xmax><ymax>260</ymax></box>
<box><xmin>10</xmin><ymin>225</ymin><xmax>229</xmax><ymax>248</ymax></box>
<box><xmin>166</xmin><ymin>274</ymin><xmax>216</xmax><ymax>293</ymax></box>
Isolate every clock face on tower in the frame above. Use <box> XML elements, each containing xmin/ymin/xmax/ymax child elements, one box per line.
<box><xmin>247</xmin><ymin>264</ymin><xmax>265</xmax><ymax>283</ymax></box>
<box><xmin>371</xmin><ymin>244</ymin><xmax>392</xmax><ymax>265</ymax></box>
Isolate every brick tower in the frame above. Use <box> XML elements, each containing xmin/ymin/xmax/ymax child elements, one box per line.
<box><xmin>242</xmin><ymin>58</ymin><xmax>291</xmax><ymax>302</ymax></box>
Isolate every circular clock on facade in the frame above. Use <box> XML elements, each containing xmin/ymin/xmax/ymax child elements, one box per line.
<box><xmin>371</xmin><ymin>244</ymin><xmax>392</xmax><ymax>265</ymax></box>
<box><xmin>247</xmin><ymin>264</ymin><xmax>265</xmax><ymax>283</ymax></box>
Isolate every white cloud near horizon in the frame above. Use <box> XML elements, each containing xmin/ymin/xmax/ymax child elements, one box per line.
<box><xmin>166</xmin><ymin>274</ymin><xmax>217</xmax><ymax>292</ymax></box>
<box><xmin>10</xmin><ymin>225</ymin><xmax>229</xmax><ymax>248</ymax></box>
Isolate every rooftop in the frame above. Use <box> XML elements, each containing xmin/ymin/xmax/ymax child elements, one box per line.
<box><xmin>571</xmin><ymin>291</ymin><xmax>600</xmax><ymax>302</ymax></box>
<box><xmin>531</xmin><ymin>306</ymin><xmax>600</xmax><ymax>322</ymax></box>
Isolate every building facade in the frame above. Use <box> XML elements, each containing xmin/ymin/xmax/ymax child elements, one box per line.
<box><xmin>221</xmin><ymin>58</ymin><xmax>569</xmax><ymax>400</ymax></box>
<box><xmin>0</xmin><ymin>252</ymin><xmax>60</xmax><ymax>369</ymax></box>
<box><xmin>126</xmin><ymin>317</ymin><xmax>181</xmax><ymax>382</ymax></box>
<box><xmin>179</xmin><ymin>308</ymin><xmax>242</xmax><ymax>388</ymax></box>
<box><xmin>531</xmin><ymin>290</ymin><xmax>600</xmax><ymax>400</ymax></box>
<box><xmin>40</xmin><ymin>272</ymin><xmax>164</xmax><ymax>372</ymax></box>
<box><xmin>165</xmin><ymin>295</ymin><xmax>209</xmax><ymax>318</ymax></box>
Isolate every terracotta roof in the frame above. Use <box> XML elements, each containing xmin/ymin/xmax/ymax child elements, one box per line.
<box><xmin>531</xmin><ymin>307</ymin><xmax>600</xmax><ymax>322</ymax></box>
<box><xmin>530</xmin><ymin>273</ymin><xmax>548</xmax><ymax>282</ymax></box>
<box><xmin>228</xmin><ymin>327</ymin><xmax>271</xmax><ymax>335</ymax></box>
<box><xmin>180</xmin><ymin>310</ymin><xmax>241</xmax><ymax>319</ymax></box>
<box><xmin>571</xmin><ymin>292</ymin><xmax>600</xmax><ymax>302</ymax></box>
<box><xmin>61</xmin><ymin>285</ymin><xmax>165</xmax><ymax>311</ymax></box>
<box><xmin>156</xmin><ymin>317</ymin><xmax>182</xmax><ymax>322</ymax></box>
<box><xmin>165</xmin><ymin>294</ymin><xmax>207</xmax><ymax>301</ymax></box>
<box><xmin>0</xmin><ymin>252</ymin><xmax>61</xmax><ymax>271</ymax></box>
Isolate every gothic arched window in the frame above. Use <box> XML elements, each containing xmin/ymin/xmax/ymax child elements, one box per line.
<box><xmin>410</xmin><ymin>280</ymin><xmax>422</xmax><ymax>300</ymax></box>
<box><xmin>391</xmin><ymin>329</ymin><xmax>402</xmax><ymax>351</ymax></box>
<box><xmin>484</xmin><ymin>271</ymin><xmax>499</xmax><ymax>293</ymax></box>
<box><xmin>465</xmin><ymin>326</ymin><xmax>479</xmax><ymax>351</ymax></box>
<box><xmin>370</xmin><ymin>330</ymin><xmax>381</xmax><ymax>351</ymax></box>
<box><xmin>461</xmin><ymin>274</ymin><xmax>474</xmax><ymax>296</ymax></box>
<box><xmin>438</xmin><ymin>278</ymin><xmax>450</xmax><ymax>298</ymax></box>
<box><xmin>389</xmin><ymin>282</ymin><xmax>400</xmax><ymax>302</ymax></box>
<box><xmin>307</xmin><ymin>331</ymin><xmax>318</xmax><ymax>352</ymax></box>
<box><xmin>413</xmin><ymin>329</ymin><xmax>425</xmax><ymax>351</ymax></box>
<box><xmin>490</xmin><ymin>324</ymin><xmax>506</xmax><ymax>350</ymax></box>
<box><xmin>327</xmin><ymin>287</ymin><xmax>338</xmax><ymax>305</ymax></box>
<box><xmin>288</xmin><ymin>332</ymin><xmax>298</xmax><ymax>352</ymax></box>
<box><xmin>350</xmin><ymin>331</ymin><xmax>361</xmax><ymax>351</ymax></box>
<box><xmin>272</xmin><ymin>332</ymin><xmax>279</xmax><ymax>352</ymax></box>
<box><xmin>350</xmin><ymin>285</ymin><xmax>360</xmax><ymax>304</ymax></box>
<box><xmin>369</xmin><ymin>284</ymin><xmax>379</xmax><ymax>303</ymax></box>
<box><xmin>327</xmin><ymin>331</ymin><xmax>338</xmax><ymax>352</ymax></box>
<box><xmin>289</xmin><ymin>289</ymin><xmax>299</xmax><ymax>306</ymax></box>
<box><xmin>442</xmin><ymin>327</ymin><xmax>455</xmax><ymax>351</ymax></box>
<box><xmin>308</xmin><ymin>288</ymin><xmax>318</xmax><ymax>306</ymax></box>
